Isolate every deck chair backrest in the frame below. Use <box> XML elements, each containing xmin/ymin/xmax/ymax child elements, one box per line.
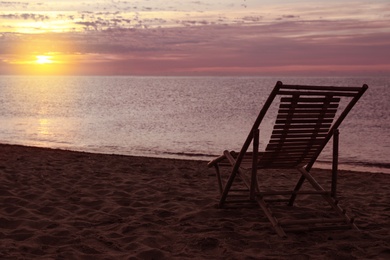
<box><xmin>235</xmin><ymin>81</ymin><xmax>368</xmax><ymax>171</ymax></box>
<box><xmin>260</xmin><ymin>93</ymin><xmax>340</xmax><ymax>168</ymax></box>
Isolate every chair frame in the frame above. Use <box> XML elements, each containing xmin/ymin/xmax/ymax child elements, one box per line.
<box><xmin>208</xmin><ymin>81</ymin><xmax>368</xmax><ymax>237</ymax></box>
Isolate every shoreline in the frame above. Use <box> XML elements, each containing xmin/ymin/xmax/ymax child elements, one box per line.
<box><xmin>1</xmin><ymin>143</ymin><xmax>389</xmax><ymax>259</ymax></box>
<box><xmin>1</xmin><ymin>142</ymin><xmax>389</xmax><ymax>175</ymax></box>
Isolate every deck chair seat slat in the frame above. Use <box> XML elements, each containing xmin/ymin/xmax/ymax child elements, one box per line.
<box><xmin>269</xmin><ymin>138</ymin><xmax>326</xmax><ymax>143</ymax></box>
<box><xmin>260</xmin><ymin>160</ymin><xmax>305</xmax><ymax>166</ymax></box>
<box><xmin>208</xmin><ymin>81</ymin><xmax>368</xmax><ymax>237</ymax></box>
<box><xmin>278</xmin><ymin>108</ymin><xmax>338</xmax><ymax>114</ymax></box>
<box><xmin>277</xmin><ymin>113</ymin><xmax>336</xmax><ymax>119</ymax></box>
<box><xmin>266</xmin><ymin>145</ymin><xmax>322</xmax><ymax>151</ymax></box>
<box><xmin>271</xmin><ymin>133</ymin><xmax>324</xmax><ymax>136</ymax></box>
<box><xmin>272</xmin><ymin>129</ymin><xmax>329</xmax><ymax>134</ymax></box>
<box><xmin>258</xmin><ymin>164</ymin><xmax>305</xmax><ymax>169</ymax></box>
<box><xmin>262</xmin><ymin>150</ymin><xmax>318</xmax><ymax>155</ymax></box>
<box><xmin>280</xmin><ymin>84</ymin><xmax>364</xmax><ymax>92</ymax></box>
<box><xmin>263</xmin><ymin>154</ymin><xmax>317</xmax><ymax>159</ymax></box>
<box><xmin>261</xmin><ymin>153</ymin><xmax>314</xmax><ymax>158</ymax></box>
<box><xmin>262</xmin><ymin>152</ymin><xmax>316</xmax><ymax>158</ymax></box>
<box><xmin>278</xmin><ymin>90</ymin><xmax>358</xmax><ymax>97</ymax></box>
<box><xmin>263</xmin><ymin>146</ymin><xmax>318</xmax><ymax>152</ymax></box>
<box><xmin>271</xmin><ymin>133</ymin><xmax>328</xmax><ymax>139</ymax></box>
<box><xmin>275</xmin><ymin>119</ymin><xmax>334</xmax><ymax>124</ymax></box>
<box><xmin>270</xmin><ymin>138</ymin><xmax>326</xmax><ymax>144</ymax></box>
<box><xmin>261</xmin><ymin>155</ymin><xmax>315</xmax><ymax>161</ymax></box>
<box><xmin>266</xmin><ymin>153</ymin><xmax>318</xmax><ymax>158</ymax></box>
<box><xmin>273</xmin><ymin>124</ymin><xmax>332</xmax><ymax>129</ymax></box>
<box><xmin>261</xmin><ymin>156</ymin><xmax>316</xmax><ymax>162</ymax></box>
<box><xmin>264</xmin><ymin>153</ymin><xmax>318</xmax><ymax>158</ymax></box>
<box><xmin>281</xmin><ymin>97</ymin><xmax>341</xmax><ymax>103</ymax></box>
<box><xmin>279</xmin><ymin>103</ymin><xmax>339</xmax><ymax>109</ymax></box>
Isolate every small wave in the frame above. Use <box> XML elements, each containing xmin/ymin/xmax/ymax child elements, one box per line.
<box><xmin>315</xmin><ymin>160</ymin><xmax>390</xmax><ymax>174</ymax></box>
<box><xmin>316</xmin><ymin>160</ymin><xmax>390</xmax><ymax>170</ymax></box>
<box><xmin>162</xmin><ymin>151</ymin><xmax>216</xmax><ymax>159</ymax></box>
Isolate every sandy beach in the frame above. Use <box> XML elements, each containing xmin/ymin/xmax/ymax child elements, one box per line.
<box><xmin>0</xmin><ymin>143</ymin><xmax>389</xmax><ymax>259</ymax></box>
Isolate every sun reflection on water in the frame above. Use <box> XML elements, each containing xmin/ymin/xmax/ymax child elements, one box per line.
<box><xmin>38</xmin><ymin>118</ymin><xmax>51</xmax><ymax>136</ymax></box>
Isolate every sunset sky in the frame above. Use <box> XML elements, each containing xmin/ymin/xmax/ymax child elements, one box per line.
<box><xmin>1</xmin><ymin>0</ymin><xmax>389</xmax><ymax>76</ymax></box>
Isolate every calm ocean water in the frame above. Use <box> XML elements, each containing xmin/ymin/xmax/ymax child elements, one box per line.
<box><xmin>0</xmin><ymin>76</ymin><xmax>389</xmax><ymax>173</ymax></box>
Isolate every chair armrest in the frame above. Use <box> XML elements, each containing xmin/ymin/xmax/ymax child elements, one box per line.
<box><xmin>207</xmin><ymin>152</ymin><xmax>228</xmax><ymax>168</ymax></box>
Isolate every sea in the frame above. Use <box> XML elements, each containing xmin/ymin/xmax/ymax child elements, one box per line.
<box><xmin>0</xmin><ymin>76</ymin><xmax>389</xmax><ymax>173</ymax></box>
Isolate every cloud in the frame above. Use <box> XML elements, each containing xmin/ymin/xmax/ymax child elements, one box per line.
<box><xmin>0</xmin><ymin>1</ymin><xmax>29</xmax><ymax>8</ymax></box>
<box><xmin>276</xmin><ymin>15</ymin><xmax>300</xmax><ymax>21</ymax></box>
<box><xmin>242</xmin><ymin>16</ymin><xmax>262</xmax><ymax>22</ymax></box>
<box><xmin>0</xmin><ymin>13</ymin><xmax>50</xmax><ymax>21</ymax></box>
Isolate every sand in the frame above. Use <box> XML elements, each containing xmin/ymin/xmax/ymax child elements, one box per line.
<box><xmin>0</xmin><ymin>144</ymin><xmax>389</xmax><ymax>259</ymax></box>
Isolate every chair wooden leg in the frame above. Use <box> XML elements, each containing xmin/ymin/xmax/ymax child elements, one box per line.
<box><xmin>298</xmin><ymin>167</ymin><xmax>358</xmax><ymax>230</ymax></box>
<box><xmin>219</xmin><ymin>175</ymin><xmax>236</xmax><ymax>208</ymax></box>
<box><xmin>331</xmin><ymin>129</ymin><xmax>339</xmax><ymax>198</ymax></box>
<box><xmin>214</xmin><ymin>165</ymin><xmax>223</xmax><ymax>196</ymax></box>
<box><xmin>219</xmin><ymin>151</ymin><xmax>239</xmax><ymax>208</ymax></box>
<box><xmin>255</xmin><ymin>197</ymin><xmax>287</xmax><ymax>238</ymax></box>
<box><xmin>288</xmin><ymin>174</ymin><xmax>306</xmax><ymax>206</ymax></box>
<box><xmin>250</xmin><ymin>129</ymin><xmax>259</xmax><ymax>200</ymax></box>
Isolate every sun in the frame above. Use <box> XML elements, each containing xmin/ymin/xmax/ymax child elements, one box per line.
<box><xmin>36</xmin><ymin>55</ymin><xmax>53</xmax><ymax>64</ymax></box>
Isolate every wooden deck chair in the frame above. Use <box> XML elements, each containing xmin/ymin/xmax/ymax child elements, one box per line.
<box><xmin>208</xmin><ymin>81</ymin><xmax>368</xmax><ymax>237</ymax></box>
